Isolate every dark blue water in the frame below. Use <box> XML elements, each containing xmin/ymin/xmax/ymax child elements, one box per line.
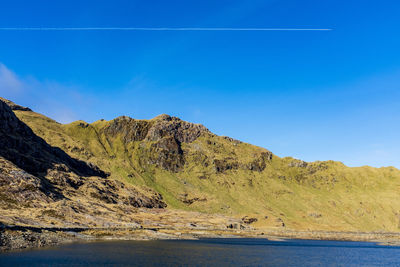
<box><xmin>1</xmin><ymin>238</ymin><xmax>400</xmax><ymax>266</ymax></box>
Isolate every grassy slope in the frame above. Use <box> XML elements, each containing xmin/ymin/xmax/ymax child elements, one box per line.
<box><xmin>15</xmin><ymin>110</ymin><xmax>400</xmax><ymax>232</ymax></box>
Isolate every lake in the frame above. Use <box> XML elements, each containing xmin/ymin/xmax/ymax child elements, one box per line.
<box><xmin>1</xmin><ymin>238</ymin><xmax>399</xmax><ymax>266</ymax></box>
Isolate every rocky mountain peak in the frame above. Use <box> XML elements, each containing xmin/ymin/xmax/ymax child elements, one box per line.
<box><xmin>153</xmin><ymin>114</ymin><xmax>173</xmax><ymax>121</ymax></box>
<box><xmin>147</xmin><ymin>115</ymin><xmax>210</xmax><ymax>143</ymax></box>
<box><xmin>105</xmin><ymin>114</ymin><xmax>210</xmax><ymax>144</ymax></box>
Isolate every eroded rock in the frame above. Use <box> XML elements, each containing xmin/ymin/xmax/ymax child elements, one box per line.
<box><xmin>242</xmin><ymin>216</ymin><xmax>258</xmax><ymax>224</ymax></box>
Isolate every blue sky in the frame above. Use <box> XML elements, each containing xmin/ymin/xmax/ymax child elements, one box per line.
<box><xmin>0</xmin><ymin>0</ymin><xmax>399</xmax><ymax>168</ymax></box>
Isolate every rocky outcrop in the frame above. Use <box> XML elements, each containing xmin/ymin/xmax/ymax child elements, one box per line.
<box><xmin>104</xmin><ymin>116</ymin><xmax>151</xmax><ymax>142</ymax></box>
<box><xmin>148</xmin><ymin>114</ymin><xmax>209</xmax><ymax>143</ymax></box>
<box><xmin>0</xmin><ymin>99</ymin><xmax>108</xmax><ymax>180</ymax></box>
<box><xmin>98</xmin><ymin>113</ymin><xmax>274</xmax><ymax>175</ymax></box>
<box><xmin>212</xmin><ymin>151</ymin><xmax>272</xmax><ymax>173</ymax></box>
<box><xmin>0</xmin><ymin>97</ymin><xmax>32</xmax><ymax>111</ymax></box>
<box><xmin>147</xmin><ymin>136</ymin><xmax>185</xmax><ymax>172</ymax></box>
<box><xmin>242</xmin><ymin>216</ymin><xmax>258</xmax><ymax>224</ymax></box>
<box><xmin>104</xmin><ymin>114</ymin><xmax>209</xmax><ymax>144</ymax></box>
<box><xmin>222</xmin><ymin>136</ymin><xmax>242</xmax><ymax>145</ymax></box>
<box><xmin>104</xmin><ymin>114</ymin><xmax>209</xmax><ymax>172</ymax></box>
<box><xmin>179</xmin><ymin>193</ymin><xmax>207</xmax><ymax>205</ymax></box>
<box><xmin>288</xmin><ymin>159</ymin><xmax>308</xmax><ymax>168</ymax></box>
<box><xmin>245</xmin><ymin>152</ymin><xmax>273</xmax><ymax>172</ymax></box>
<box><xmin>0</xmin><ymin>158</ymin><xmax>55</xmax><ymax>208</ymax></box>
<box><xmin>0</xmin><ymin>228</ymin><xmax>75</xmax><ymax>252</ymax></box>
<box><xmin>213</xmin><ymin>158</ymin><xmax>239</xmax><ymax>173</ymax></box>
<box><xmin>80</xmin><ymin>178</ymin><xmax>167</xmax><ymax>208</ymax></box>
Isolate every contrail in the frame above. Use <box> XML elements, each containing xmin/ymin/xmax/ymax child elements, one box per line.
<box><xmin>0</xmin><ymin>27</ymin><xmax>332</xmax><ymax>31</ymax></box>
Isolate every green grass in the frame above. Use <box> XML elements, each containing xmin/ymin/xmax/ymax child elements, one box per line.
<box><xmin>14</xmin><ymin>109</ymin><xmax>400</xmax><ymax>232</ymax></box>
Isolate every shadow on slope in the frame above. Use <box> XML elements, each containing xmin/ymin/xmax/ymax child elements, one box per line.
<box><xmin>0</xmin><ymin>99</ymin><xmax>108</xmax><ymax>199</ymax></box>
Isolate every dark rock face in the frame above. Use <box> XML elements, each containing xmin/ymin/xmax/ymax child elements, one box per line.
<box><xmin>242</xmin><ymin>216</ymin><xmax>258</xmax><ymax>224</ymax></box>
<box><xmin>147</xmin><ymin>136</ymin><xmax>185</xmax><ymax>172</ymax></box>
<box><xmin>213</xmin><ymin>158</ymin><xmax>239</xmax><ymax>173</ymax></box>
<box><xmin>0</xmin><ymin>99</ymin><xmax>108</xmax><ymax>180</ymax></box>
<box><xmin>226</xmin><ymin>223</ymin><xmax>245</xmax><ymax>230</ymax></box>
<box><xmin>0</xmin><ymin>158</ymin><xmax>55</xmax><ymax>207</ymax></box>
<box><xmin>104</xmin><ymin>111</ymin><xmax>274</xmax><ymax>174</ymax></box>
<box><xmin>104</xmin><ymin>114</ymin><xmax>273</xmax><ymax>175</ymax></box>
<box><xmin>104</xmin><ymin>114</ymin><xmax>209</xmax><ymax>172</ymax></box>
<box><xmin>125</xmin><ymin>194</ymin><xmax>166</xmax><ymax>208</ymax></box>
<box><xmin>222</xmin><ymin>136</ymin><xmax>242</xmax><ymax>144</ymax></box>
<box><xmin>104</xmin><ymin>116</ymin><xmax>150</xmax><ymax>142</ymax></box>
<box><xmin>245</xmin><ymin>152</ymin><xmax>273</xmax><ymax>172</ymax></box>
<box><xmin>105</xmin><ymin>114</ymin><xmax>209</xmax><ymax>144</ymax></box>
<box><xmin>212</xmin><ymin>152</ymin><xmax>272</xmax><ymax>173</ymax></box>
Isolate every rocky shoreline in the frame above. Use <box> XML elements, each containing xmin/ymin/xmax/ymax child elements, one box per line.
<box><xmin>3</xmin><ymin>224</ymin><xmax>400</xmax><ymax>252</ymax></box>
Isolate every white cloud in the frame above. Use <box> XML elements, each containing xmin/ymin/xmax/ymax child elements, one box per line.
<box><xmin>0</xmin><ymin>63</ymin><xmax>24</xmax><ymax>94</ymax></box>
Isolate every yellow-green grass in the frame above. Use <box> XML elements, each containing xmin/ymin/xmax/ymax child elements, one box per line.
<box><xmin>14</xmin><ymin>110</ymin><xmax>400</xmax><ymax>232</ymax></box>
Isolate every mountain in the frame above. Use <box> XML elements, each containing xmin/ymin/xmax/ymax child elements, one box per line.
<box><xmin>1</xmin><ymin>97</ymin><xmax>400</xmax><ymax>234</ymax></box>
<box><xmin>0</xmin><ymin>98</ymin><xmax>166</xmax><ymax>230</ymax></box>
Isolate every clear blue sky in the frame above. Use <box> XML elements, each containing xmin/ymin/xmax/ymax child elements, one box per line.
<box><xmin>0</xmin><ymin>0</ymin><xmax>399</xmax><ymax>168</ymax></box>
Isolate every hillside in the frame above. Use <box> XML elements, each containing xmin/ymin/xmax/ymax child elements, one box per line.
<box><xmin>2</xmin><ymin>97</ymin><xmax>400</xmax><ymax>234</ymax></box>
<box><xmin>0</xmin><ymin>98</ymin><xmax>168</xmax><ymax>228</ymax></box>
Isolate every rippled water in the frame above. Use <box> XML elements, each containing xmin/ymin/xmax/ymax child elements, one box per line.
<box><xmin>1</xmin><ymin>238</ymin><xmax>400</xmax><ymax>266</ymax></box>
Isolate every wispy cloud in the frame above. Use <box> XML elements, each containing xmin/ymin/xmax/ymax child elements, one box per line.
<box><xmin>0</xmin><ymin>63</ymin><xmax>89</xmax><ymax>123</ymax></box>
<box><xmin>0</xmin><ymin>27</ymin><xmax>333</xmax><ymax>31</ymax></box>
<box><xmin>0</xmin><ymin>63</ymin><xmax>24</xmax><ymax>94</ymax></box>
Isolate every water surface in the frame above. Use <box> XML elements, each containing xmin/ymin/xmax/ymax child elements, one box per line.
<box><xmin>1</xmin><ymin>238</ymin><xmax>399</xmax><ymax>266</ymax></box>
